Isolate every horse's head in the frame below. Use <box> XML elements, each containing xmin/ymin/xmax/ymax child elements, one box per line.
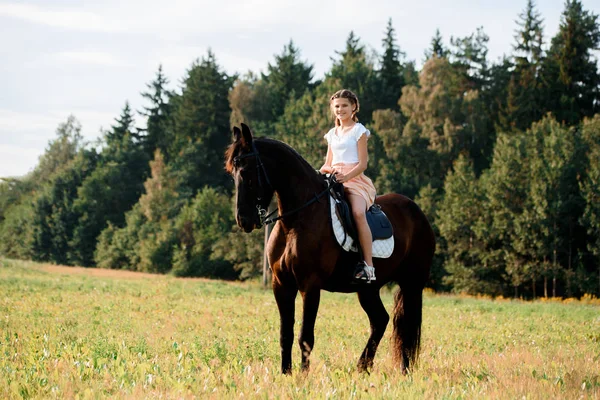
<box><xmin>225</xmin><ymin>123</ymin><xmax>274</xmax><ymax>232</ymax></box>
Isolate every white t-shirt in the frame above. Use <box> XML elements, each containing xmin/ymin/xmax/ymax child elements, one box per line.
<box><xmin>324</xmin><ymin>122</ymin><xmax>370</xmax><ymax>165</ymax></box>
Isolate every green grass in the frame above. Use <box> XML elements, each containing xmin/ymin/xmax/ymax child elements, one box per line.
<box><xmin>1</xmin><ymin>259</ymin><xmax>599</xmax><ymax>399</ymax></box>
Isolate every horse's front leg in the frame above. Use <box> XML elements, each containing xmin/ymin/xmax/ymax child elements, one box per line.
<box><xmin>299</xmin><ymin>289</ymin><xmax>321</xmax><ymax>372</ymax></box>
<box><xmin>273</xmin><ymin>280</ymin><xmax>298</xmax><ymax>374</ymax></box>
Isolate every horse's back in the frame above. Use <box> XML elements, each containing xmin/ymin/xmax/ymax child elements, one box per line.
<box><xmin>375</xmin><ymin>193</ymin><xmax>435</xmax><ymax>283</ymax></box>
<box><xmin>376</xmin><ymin>193</ymin><xmax>432</xmax><ymax>236</ymax></box>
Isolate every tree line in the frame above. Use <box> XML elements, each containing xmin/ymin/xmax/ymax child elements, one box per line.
<box><xmin>1</xmin><ymin>0</ymin><xmax>599</xmax><ymax>297</ymax></box>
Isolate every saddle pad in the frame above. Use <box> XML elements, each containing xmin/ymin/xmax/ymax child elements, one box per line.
<box><xmin>329</xmin><ymin>195</ymin><xmax>394</xmax><ymax>258</ymax></box>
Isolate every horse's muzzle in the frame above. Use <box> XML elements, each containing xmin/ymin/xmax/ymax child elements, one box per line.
<box><xmin>237</xmin><ymin>214</ymin><xmax>257</xmax><ymax>233</ymax></box>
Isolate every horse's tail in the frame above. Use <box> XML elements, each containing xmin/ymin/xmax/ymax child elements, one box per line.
<box><xmin>391</xmin><ymin>285</ymin><xmax>423</xmax><ymax>372</ymax></box>
<box><xmin>390</xmin><ymin>197</ymin><xmax>435</xmax><ymax>373</ymax></box>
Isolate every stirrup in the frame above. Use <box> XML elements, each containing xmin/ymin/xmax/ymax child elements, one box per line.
<box><xmin>353</xmin><ymin>263</ymin><xmax>376</xmax><ymax>284</ymax></box>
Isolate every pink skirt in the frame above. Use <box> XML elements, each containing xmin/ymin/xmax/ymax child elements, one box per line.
<box><xmin>333</xmin><ymin>163</ymin><xmax>377</xmax><ymax>209</ymax></box>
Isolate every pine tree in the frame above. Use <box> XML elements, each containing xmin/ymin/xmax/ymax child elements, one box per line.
<box><xmin>448</xmin><ymin>27</ymin><xmax>498</xmax><ymax>170</ymax></box>
<box><xmin>450</xmin><ymin>26</ymin><xmax>490</xmax><ymax>90</ymax></box>
<box><xmin>94</xmin><ymin>150</ymin><xmax>183</xmax><ymax>272</ymax></box>
<box><xmin>488</xmin><ymin>57</ymin><xmax>514</xmax><ymax>131</ymax></box>
<box><xmin>483</xmin><ymin>132</ymin><xmax>531</xmax><ymax>296</ymax></box>
<box><xmin>139</xmin><ymin>65</ymin><xmax>172</xmax><ymax>158</ymax></box>
<box><xmin>0</xmin><ymin>200</ymin><xmax>34</xmax><ymax>259</ymax></box>
<box><xmin>378</xmin><ymin>18</ymin><xmax>405</xmax><ymax>111</ymax></box>
<box><xmin>579</xmin><ymin>115</ymin><xmax>600</xmax><ymax>295</ymax></box>
<box><xmin>69</xmin><ymin>103</ymin><xmax>149</xmax><ymax>266</ymax></box>
<box><xmin>261</xmin><ymin>40</ymin><xmax>314</xmax><ymax>120</ymax></box>
<box><xmin>171</xmin><ymin>187</ymin><xmax>235</xmax><ymax>278</ymax></box>
<box><xmin>542</xmin><ymin>0</ymin><xmax>600</xmax><ymax>125</ymax></box>
<box><xmin>136</xmin><ymin>150</ymin><xmax>182</xmax><ymax>273</ymax></box>
<box><xmin>30</xmin><ymin>116</ymin><xmax>84</xmax><ymax>185</ymax></box>
<box><xmin>373</xmin><ymin>109</ymin><xmax>441</xmax><ymax>198</ymax></box>
<box><xmin>29</xmin><ymin>150</ymin><xmax>98</xmax><ymax>265</ymax></box>
<box><xmin>1</xmin><ymin>117</ymin><xmax>88</xmax><ymax>262</ymax></box>
<box><xmin>399</xmin><ymin>56</ymin><xmax>491</xmax><ymax>174</ymax></box>
<box><xmin>515</xmin><ymin>116</ymin><xmax>579</xmax><ymax>297</ymax></box>
<box><xmin>514</xmin><ymin>0</ymin><xmax>545</xmax><ymax>66</ymax></box>
<box><xmin>168</xmin><ymin>50</ymin><xmax>235</xmax><ymax>196</ymax></box>
<box><xmin>424</xmin><ymin>29</ymin><xmax>448</xmax><ymax>60</ymax></box>
<box><xmin>106</xmin><ymin>102</ymin><xmax>136</xmax><ymax>145</ymax></box>
<box><xmin>437</xmin><ymin>154</ymin><xmax>500</xmax><ymax>294</ymax></box>
<box><xmin>229</xmin><ymin>74</ymin><xmax>258</xmax><ymax>128</ymax></box>
<box><xmin>504</xmin><ymin>0</ymin><xmax>545</xmax><ymax>130</ymax></box>
<box><xmin>139</xmin><ymin>150</ymin><xmax>182</xmax><ymax>223</ymax></box>
<box><xmin>329</xmin><ymin>31</ymin><xmax>378</xmax><ymax>124</ymax></box>
<box><xmin>414</xmin><ymin>184</ymin><xmax>446</xmax><ymax>290</ymax></box>
<box><xmin>274</xmin><ymin>88</ymin><xmax>328</xmax><ymax>168</ymax></box>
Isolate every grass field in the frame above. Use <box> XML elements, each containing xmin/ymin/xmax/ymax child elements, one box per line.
<box><xmin>1</xmin><ymin>259</ymin><xmax>599</xmax><ymax>399</ymax></box>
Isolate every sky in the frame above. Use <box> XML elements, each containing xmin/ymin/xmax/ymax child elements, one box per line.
<box><xmin>0</xmin><ymin>0</ymin><xmax>595</xmax><ymax>178</ymax></box>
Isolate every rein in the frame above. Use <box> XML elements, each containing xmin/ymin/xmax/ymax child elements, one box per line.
<box><xmin>233</xmin><ymin>141</ymin><xmax>336</xmax><ymax>227</ymax></box>
<box><xmin>261</xmin><ymin>182</ymin><xmax>333</xmax><ymax>226</ymax></box>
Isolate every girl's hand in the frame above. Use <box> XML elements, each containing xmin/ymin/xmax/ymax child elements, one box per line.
<box><xmin>334</xmin><ymin>170</ymin><xmax>347</xmax><ymax>183</ymax></box>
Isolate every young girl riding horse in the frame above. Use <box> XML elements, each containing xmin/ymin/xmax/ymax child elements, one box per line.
<box><xmin>319</xmin><ymin>89</ymin><xmax>377</xmax><ymax>284</ymax></box>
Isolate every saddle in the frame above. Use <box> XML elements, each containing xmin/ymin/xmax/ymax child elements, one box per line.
<box><xmin>329</xmin><ymin>180</ymin><xmax>394</xmax><ymax>258</ymax></box>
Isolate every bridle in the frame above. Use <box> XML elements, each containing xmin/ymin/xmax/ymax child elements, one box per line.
<box><xmin>233</xmin><ymin>141</ymin><xmax>272</xmax><ymax>198</ymax></box>
<box><xmin>233</xmin><ymin>141</ymin><xmax>335</xmax><ymax>227</ymax></box>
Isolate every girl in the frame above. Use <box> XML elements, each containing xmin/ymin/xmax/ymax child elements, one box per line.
<box><xmin>320</xmin><ymin>89</ymin><xmax>377</xmax><ymax>283</ymax></box>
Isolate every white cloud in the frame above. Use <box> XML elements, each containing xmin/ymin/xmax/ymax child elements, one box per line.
<box><xmin>0</xmin><ymin>0</ymin><xmax>569</xmax><ymax>179</ymax></box>
<box><xmin>0</xmin><ymin>107</ymin><xmax>132</xmax><ymax>176</ymax></box>
<box><xmin>0</xmin><ymin>3</ymin><xmax>125</xmax><ymax>32</ymax></box>
<box><xmin>152</xmin><ymin>45</ymin><xmax>267</xmax><ymax>79</ymax></box>
<box><xmin>0</xmin><ymin>109</ymin><xmax>64</xmax><ymax>138</ymax></box>
<box><xmin>66</xmin><ymin>109</ymin><xmax>125</xmax><ymax>139</ymax></box>
<box><xmin>0</xmin><ymin>0</ymin><xmax>386</xmax><ymax>37</ymax></box>
<box><xmin>48</xmin><ymin>51</ymin><xmax>133</xmax><ymax>68</ymax></box>
<box><xmin>0</xmin><ymin>108</ymin><xmax>115</xmax><ymax>149</ymax></box>
<box><xmin>217</xmin><ymin>51</ymin><xmax>267</xmax><ymax>76</ymax></box>
<box><xmin>0</xmin><ymin>143</ymin><xmax>42</xmax><ymax>178</ymax></box>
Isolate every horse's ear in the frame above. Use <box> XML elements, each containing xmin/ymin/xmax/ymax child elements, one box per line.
<box><xmin>241</xmin><ymin>123</ymin><xmax>253</xmax><ymax>146</ymax></box>
<box><xmin>232</xmin><ymin>126</ymin><xmax>242</xmax><ymax>142</ymax></box>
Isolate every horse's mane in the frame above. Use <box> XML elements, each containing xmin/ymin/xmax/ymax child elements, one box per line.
<box><xmin>225</xmin><ymin>137</ymin><xmax>323</xmax><ymax>181</ymax></box>
<box><xmin>224</xmin><ymin>141</ymin><xmax>238</xmax><ymax>174</ymax></box>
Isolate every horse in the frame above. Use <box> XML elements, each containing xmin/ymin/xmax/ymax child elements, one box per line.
<box><xmin>225</xmin><ymin>123</ymin><xmax>435</xmax><ymax>375</ymax></box>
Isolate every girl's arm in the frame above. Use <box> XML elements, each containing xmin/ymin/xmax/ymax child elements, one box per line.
<box><xmin>334</xmin><ymin>134</ymin><xmax>368</xmax><ymax>183</ymax></box>
<box><xmin>320</xmin><ymin>144</ymin><xmax>334</xmax><ymax>174</ymax></box>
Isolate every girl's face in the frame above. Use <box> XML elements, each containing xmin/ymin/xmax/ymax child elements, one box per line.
<box><xmin>331</xmin><ymin>98</ymin><xmax>355</xmax><ymax>124</ymax></box>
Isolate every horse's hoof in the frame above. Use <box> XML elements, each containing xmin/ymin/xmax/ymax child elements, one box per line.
<box><xmin>357</xmin><ymin>364</ymin><xmax>372</xmax><ymax>374</ymax></box>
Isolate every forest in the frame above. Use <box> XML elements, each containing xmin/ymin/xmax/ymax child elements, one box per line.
<box><xmin>1</xmin><ymin>0</ymin><xmax>599</xmax><ymax>298</ymax></box>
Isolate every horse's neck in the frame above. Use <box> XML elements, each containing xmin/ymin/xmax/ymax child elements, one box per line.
<box><xmin>261</xmin><ymin>142</ymin><xmax>326</xmax><ymax>224</ymax></box>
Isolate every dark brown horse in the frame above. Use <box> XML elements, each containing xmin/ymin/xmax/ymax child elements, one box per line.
<box><xmin>225</xmin><ymin>124</ymin><xmax>435</xmax><ymax>374</ymax></box>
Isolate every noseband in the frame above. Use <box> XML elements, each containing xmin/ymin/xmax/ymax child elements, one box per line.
<box><xmin>233</xmin><ymin>141</ymin><xmax>334</xmax><ymax>227</ymax></box>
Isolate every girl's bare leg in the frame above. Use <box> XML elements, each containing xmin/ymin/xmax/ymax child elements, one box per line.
<box><xmin>347</xmin><ymin>194</ymin><xmax>373</xmax><ymax>267</ymax></box>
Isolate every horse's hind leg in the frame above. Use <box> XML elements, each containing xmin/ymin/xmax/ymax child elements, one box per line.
<box><xmin>299</xmin><ymin>289</ymin><xmax>321</xmax><ymax>372</ymax></box>
<box><xmin>356</xmin><ymin>289</ymin><xmax>390</xmax><ymax>372</ymax></box>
